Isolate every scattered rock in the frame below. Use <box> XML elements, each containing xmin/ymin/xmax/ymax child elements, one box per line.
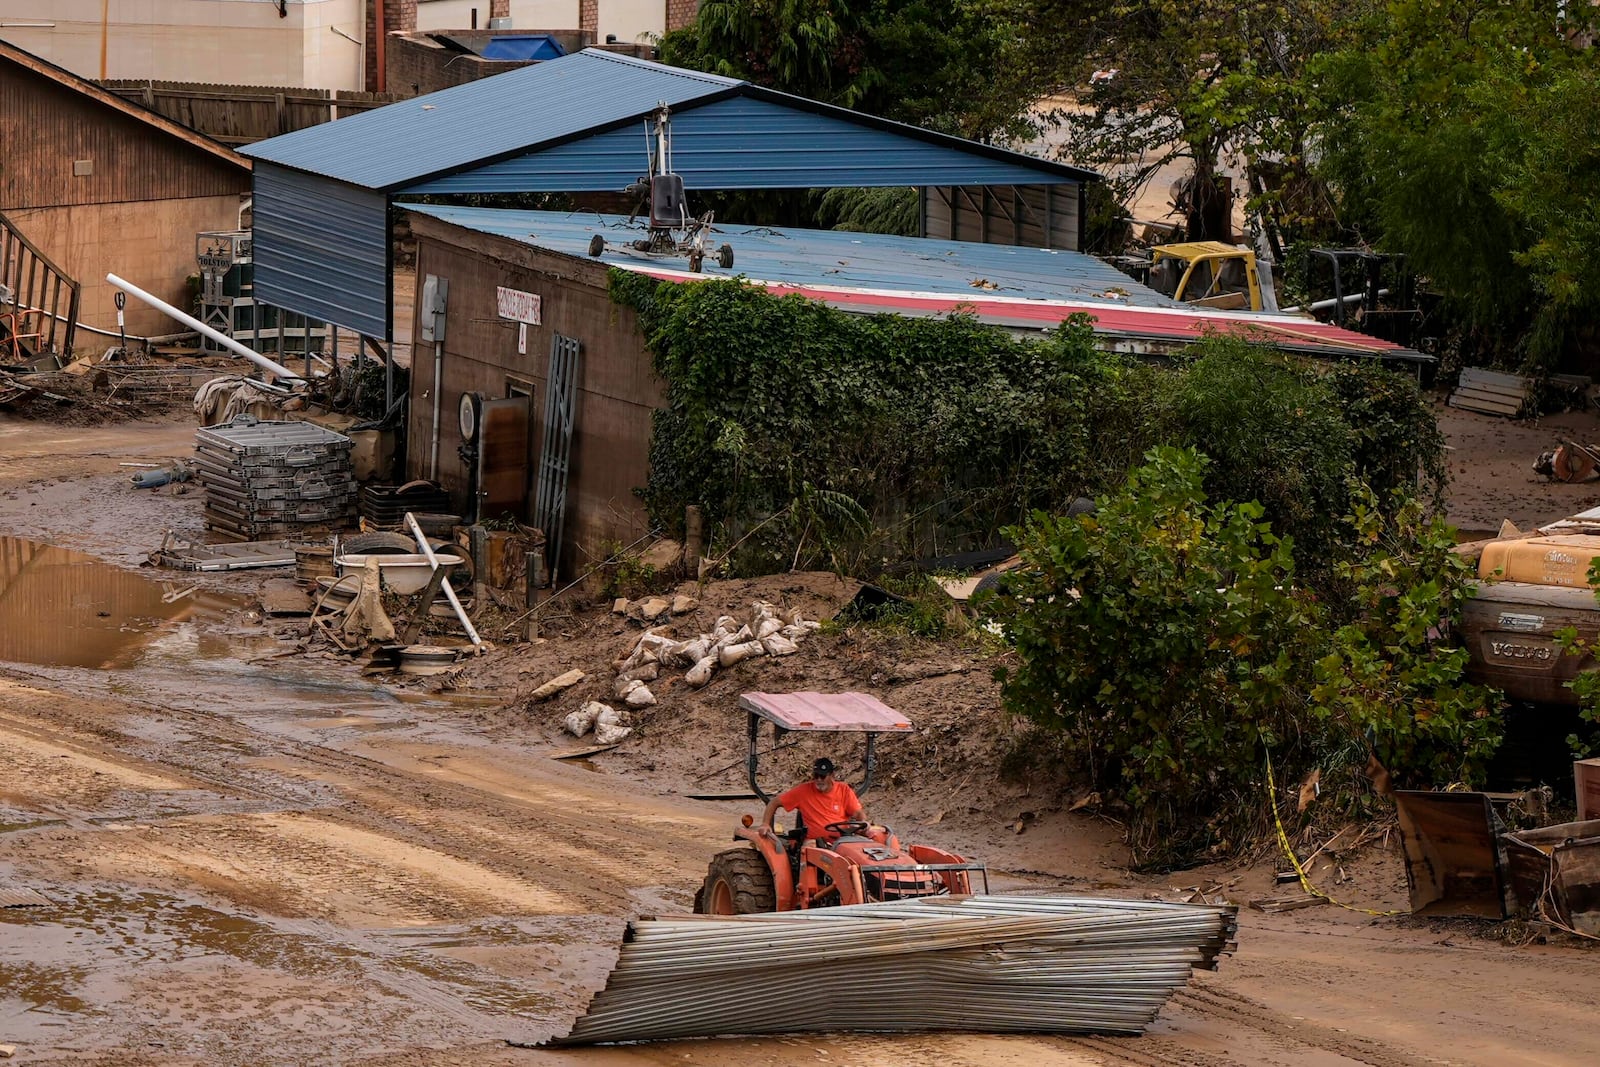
<box><xmin>612</xmin><ymin>597</ymin><xmax>629</xmax><ymax>614</ymax></box>
<box><xmin>636</xmin><ymin>596</ymin><xmax>671</xmax><ymax>620</ymax></box>
<box><xmin>639</xmin><ymin>539</ymin><xmax>683</xmax><ymax>572</ymax></box>
<box><xmin>671</xmin><ymin>594</ymin><xmax>697</xmax><ymax>615</ymax></box>
<box><xmin>530</xmin><ymin>668</ymin><xmax>586</xmax><ymax>701</ymax></box>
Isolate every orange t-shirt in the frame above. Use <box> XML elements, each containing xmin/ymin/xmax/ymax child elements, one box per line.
<box><xmin>777</xmin><ymin>780</ymin><xmax>862</xmax><ymax>838</ymax></box>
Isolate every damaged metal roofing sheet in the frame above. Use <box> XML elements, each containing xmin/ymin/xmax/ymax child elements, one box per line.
<box><xmin>546</xmin><ymin>894</ymin><xmax>1237</xmax><ymax>1045</ymax></box>
<box><xmin>403</xmin><ymin>203</ymin><xmax>1174</xmax><ymax>308</ymax></box>
<box><xmin>403</xmin><ymin>204</ymin><xmax>1429</xmax><ymax>363</ymax></box>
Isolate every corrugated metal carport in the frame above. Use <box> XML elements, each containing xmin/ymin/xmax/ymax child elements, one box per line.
<box><xmin>241</xmin><ymin>48</ymin><xmax>1098</xmax><ymax>341</ymax></box>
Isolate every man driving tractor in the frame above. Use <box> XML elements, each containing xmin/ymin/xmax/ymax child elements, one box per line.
<box><xmin>759</xmin><ymin>757</ymin><xmax>868</xmax><ymax>843</ymax></box>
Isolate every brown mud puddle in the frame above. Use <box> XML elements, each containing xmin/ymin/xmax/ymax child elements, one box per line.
<box><xmin>0</xmin><ymin>534</ymin><xmax>243</xmax><ymax>669</ymax></box>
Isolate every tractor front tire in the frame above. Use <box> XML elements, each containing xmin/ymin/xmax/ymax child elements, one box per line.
<box><xmin>694</xmin><ymin>846</ymin><xmax>778</xmax><ymax>915</ymax></box>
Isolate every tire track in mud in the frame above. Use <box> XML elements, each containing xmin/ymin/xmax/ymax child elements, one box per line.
<box><xmin>1061</xmin><ymin>1033</ymin><xmax>1239</xmax><ymax>1067</ymax></box>
<box><xmin>1171</xmin><ymin>985</ymin><xmax>1448</xmax><ymax>1067</ymax></box>
<box><xmin>0</xmin><ymin>670</ymin><xmax>717</xmax><ymax>918</ymax></box>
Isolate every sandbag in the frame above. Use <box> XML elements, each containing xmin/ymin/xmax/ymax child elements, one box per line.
<box><xmin>718</xmin><ymin>640</ymin><xmax>764</xmax><ymax>667</ymax></box>
<box><xmin>595</xmin><ymin>721</ymin><xmax>634</xmax><ymax>745</ymax></box>
<box><xmin>686</xmin><ymin>656</ymin><xmax>716</xmax><ymax>688</ymax></box>
<box><xmin>762</xmin><ymin>634</ymin><xmax>799</xmax><ymax>657</ymax></box>
<box><xmin>565</xmin><ymin>701</ymin><xmax>607</xmax><ymax>737</ymax></box>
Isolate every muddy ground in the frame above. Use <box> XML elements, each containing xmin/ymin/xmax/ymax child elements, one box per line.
<box><xmin>3</xmin><ymin>401</ymin><xmax>1600</xmax><ymax>1065</ymax></box>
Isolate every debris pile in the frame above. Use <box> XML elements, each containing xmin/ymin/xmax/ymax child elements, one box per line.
<box><xmin>194</xmin><ymin>416</ymin><xmax>357</xmax><ymax>540</ymax></box>
<box><xmin>613</xmin><ymin>600</ymin><xmax>822</xmax><ymax>697</ymax></box>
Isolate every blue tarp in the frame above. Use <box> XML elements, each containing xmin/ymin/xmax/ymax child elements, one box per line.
<box><xmin>482</xmin><ymin>34</ymin><xmax>566</xmax><ymax>62</ymax></box>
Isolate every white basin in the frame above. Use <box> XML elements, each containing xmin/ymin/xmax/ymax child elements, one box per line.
<box><xmin>334</xmin><ymin>552</ymin><xmax>463</xmax><ymax>594</ymax></box>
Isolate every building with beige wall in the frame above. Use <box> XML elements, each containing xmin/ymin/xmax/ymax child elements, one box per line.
<box><xmin>415</xmin><ymin>0</ymin><xmax>575</xmax><ymax>31</ymax></box>
<box><xmin>413</xmin><ymin>0</ymin><xmax>693</xmax><ymax>43</ymax></box>
<box><xmin>0</xmin><ymin>0</ymin><xmax>368</xmax><ymax>90</ymax></box>
<box><xmin>0</xmin><ymin>39</ymin><xmax>252</xmax><ymax>342</ymax></box>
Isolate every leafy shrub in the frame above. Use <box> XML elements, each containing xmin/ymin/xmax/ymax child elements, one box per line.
<box><xmin>984</xmin><ymin>446</ymin><xmax>1318</xmax><ymax>863</ymax></box>
<box><xmin>1310</xmin><ymin>486</ymin><xmax>1502</xmax><ymax>793</ymax></box>
<box><xmin>984</xmin><ymin>447</ymin><xmax>1500</xmax><ymax>866</ymax></box>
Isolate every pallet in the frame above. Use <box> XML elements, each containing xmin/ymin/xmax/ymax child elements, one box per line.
<box><xmin>1450</xmin><ymin>367</ymin><xmax>1527</xmax><ymax>417</ymax></box>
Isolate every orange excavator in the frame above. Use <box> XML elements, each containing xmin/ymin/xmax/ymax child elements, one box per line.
<box><xmin>693</xmin><ymin>692</ymin><xmax>988</xmax><ymax>914</ymax></box>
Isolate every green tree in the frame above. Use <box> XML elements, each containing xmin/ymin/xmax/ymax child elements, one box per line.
<box><xmin>661</xmin><ymin>0</ymin><xmax>1040</xmax><ymax>140</ymax></box>
<box><xmin>1314</xmin><ymin>0</ymin><xmax>1600</xmax><ymax>365</ymax></box>
<box><xmin>1009</xmin><ymin>0</ymin><xmax>1360</xmax><ymax>243</ymax></box>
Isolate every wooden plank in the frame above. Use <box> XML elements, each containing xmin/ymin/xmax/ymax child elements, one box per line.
<box><xmin>1459</xmin><ymin>367</ymin><xmax>1528</xmax><ymax>390</ymax></box>
<box><xmin>1452</xmin><ymin>390</ymin><xmax>1523</xmax><ymax>412</ymax></box>
<box><xmin>1248</xmin><ymin>894</ymin><xmax>1329</xmax><ymax>914</ymax></box>
<box><xmin>1448</xmin><ymin>395</ymin><xmax>1522</xmax><ymax>417</ymax></box>
<box><xmin>1450</xmin><ymin>386</ymin><xmax>1523</xmax><ymax>407</ymax></box>
<box><xmin>550</xmin><ymin>743</ymin><xmax>620</xmax><ymax>760</ymax></box>
<box><xmin>1453</xmin><ymin>381</ymin><xmax>1527</xmax><ymax>401</ymax></box>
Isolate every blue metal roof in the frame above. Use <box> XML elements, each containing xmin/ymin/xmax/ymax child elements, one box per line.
<box><xmin>400</xmin><ymin>204</ymin><xmax>1177</xmax><ymax>308</ymax></box>
<box><xmin>403</xmin><ymin>95</ymin><xmax>1080</xmax><ymax>194</ymax></box>
<box><xmin>243</xmin><ymin>49</ymin><xmax>1097</xmax><ymax>193</ymax></box>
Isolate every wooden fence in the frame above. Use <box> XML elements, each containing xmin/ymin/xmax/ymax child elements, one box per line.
<box><xmin>101</xmin><ymin>81</ymin><xmax>403</xmax><ymax>145</ymax></box>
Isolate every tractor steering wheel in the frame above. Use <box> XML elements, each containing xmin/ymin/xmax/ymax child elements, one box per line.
<box><xmin>824</xmin><ymin>820</ymin><xmax>870</xmax><ymax>837</ymax></box>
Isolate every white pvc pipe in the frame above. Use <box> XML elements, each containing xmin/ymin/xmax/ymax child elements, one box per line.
<box><xmin>406</xmin><ymin>512</ymin><xmax>482</xmax><ymax>651</ymax></box>
<box><xmin>106</xmin><ymin>272</ymin><xmax>305</xmax><ymax>383</ymax></box>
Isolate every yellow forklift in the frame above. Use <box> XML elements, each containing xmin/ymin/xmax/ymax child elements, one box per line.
<box><xmin>1145</xmin><ymin>241</ymin><xmax>1266</xmax><ymax>311</ymax></box>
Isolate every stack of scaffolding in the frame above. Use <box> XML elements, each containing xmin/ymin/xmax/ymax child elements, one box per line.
<box><xmin>194</xmin><ymin>417</ymin><xmax>357</xmax><ymax>540</ymax></box>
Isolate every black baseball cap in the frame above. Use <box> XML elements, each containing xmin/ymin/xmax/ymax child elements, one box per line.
<box><xmin>812</xmin><ymin>757</ymin><xmax>836</xmax><ymax>777</ymax></box>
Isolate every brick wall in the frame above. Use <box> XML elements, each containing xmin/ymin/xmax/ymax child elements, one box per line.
<box><xmin>366</xmin><ymin>0</ymin><xmax>420</xmax><ymax>92</ymax></box>
<box><xmin>387</xmin><ymin>35</ymin><xmax>532</xmax><ymax>97</ymax></box>
<box><xmin>580</xmin><ymin>0</ymin><xmax>598</xmax><ymax>35</ymax></box>
<box><xmin>666</xmin><ymin>0</ymin><xmax>701</xmax><ymax>31</ymax></box>
<box><xmin>490</xmin><ymin>0</ymin><xmax>509</xmax><ymax>18</ymax></box>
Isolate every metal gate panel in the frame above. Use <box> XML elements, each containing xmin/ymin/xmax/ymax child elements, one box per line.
<box><xmin>532</xmin><ymin>334</ymin><xmax>580</xmax><ymax>581</ymax></box>
<box><xmin>476</xmin><ymin>396</ymin><xmax>531</xmax><ymax>523</ymax></box>
<box><xmin>252</xmin><ymin>163</ymin><xmax>390</xmax><ymax>339</ymax></box>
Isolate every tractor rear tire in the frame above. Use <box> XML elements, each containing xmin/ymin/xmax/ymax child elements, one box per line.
<box><xmin>694</xmin><ymin>846</ymin><xmax>777</xmax><ymax>915</ymax></box>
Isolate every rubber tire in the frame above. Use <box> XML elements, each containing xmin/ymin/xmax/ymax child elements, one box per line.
<box><xmin>694</xmin><ymin>846</ymin><xmax>777</xmax><ymax>915</ymax></box>
<box><xmin>718</xmin><ymin>244</ymin><xmax>734</xmax><ymax>269</ymax></box>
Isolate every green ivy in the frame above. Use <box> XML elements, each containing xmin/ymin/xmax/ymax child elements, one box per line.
<box><xmin>609</xmin><ymin>273</ymin><xmax>1445</xmax><ymax>585</ymax></box>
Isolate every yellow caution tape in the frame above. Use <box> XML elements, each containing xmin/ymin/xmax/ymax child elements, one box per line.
<box><xmin>1264</xmin><ymin>748</ymin><xmax>1405</xmax><ymax>917</ymax></box>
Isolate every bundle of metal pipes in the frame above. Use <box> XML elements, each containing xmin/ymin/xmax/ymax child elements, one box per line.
<box><xmin>548</xmin><ymin>894</ymin><xmax>1237</xmax><ymax>1045</ymax></box>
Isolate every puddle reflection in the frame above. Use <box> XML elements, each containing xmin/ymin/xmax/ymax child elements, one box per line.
<box><xmin>0</xmin><ymin>536</ymin><xmax>247</xmax><ymax>668</ymax></box>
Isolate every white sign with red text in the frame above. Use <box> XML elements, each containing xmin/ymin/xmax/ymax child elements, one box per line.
<box><xmin>496</xmin><ymin>286</ymin><xmax>541</xmax><ymax>325</ymax></box>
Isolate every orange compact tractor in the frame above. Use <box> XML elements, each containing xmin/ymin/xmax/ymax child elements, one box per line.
<box><xmin>694</xmin><ymin>691</ymin><xmax>988</xmax><ymax>914</ymax></box>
